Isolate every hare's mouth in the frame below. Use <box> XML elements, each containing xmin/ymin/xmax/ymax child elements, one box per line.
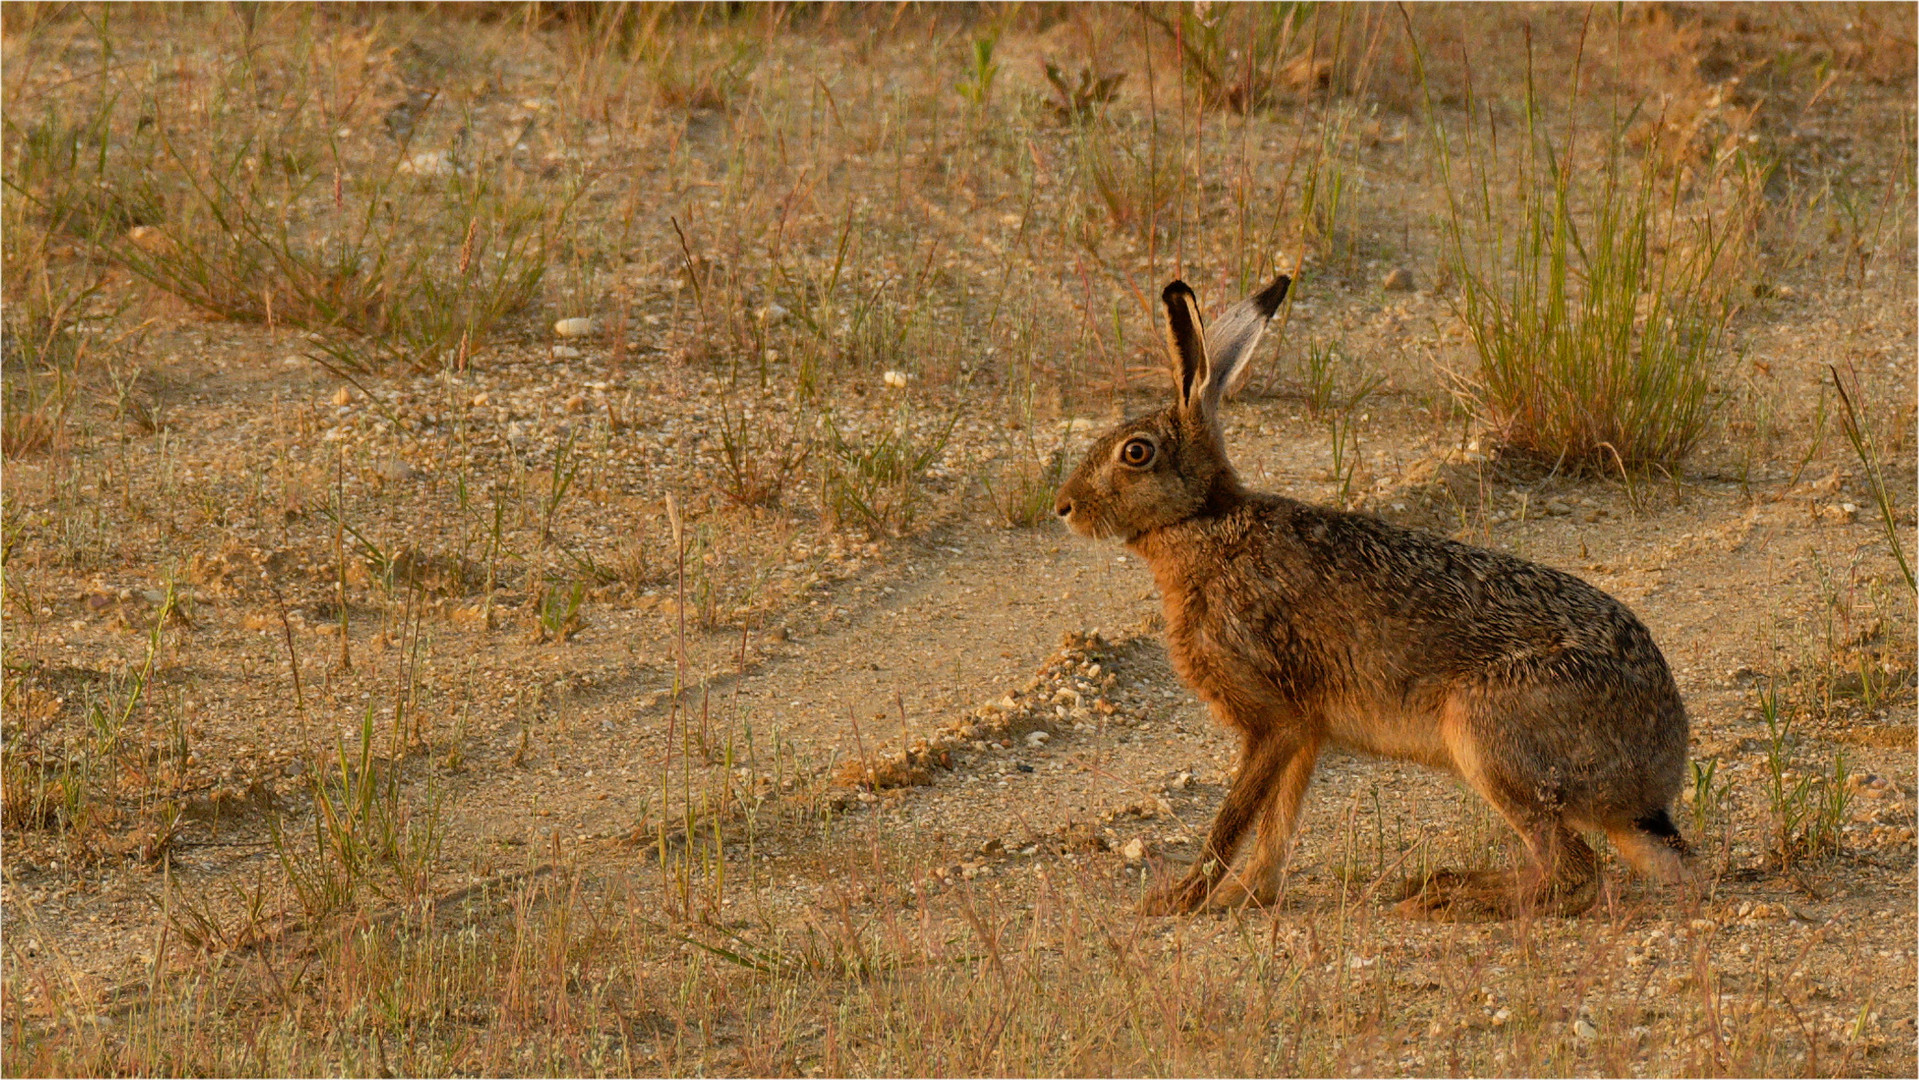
<box><xmin>1062</xmin><ymin>509</ymin><xmax>1133</xmax><ymax>544</ymax></box>
<box><xmin>1058</xmin><ymin>505</ymin><xmax>1103</xmax><ymax>540</ymax></box>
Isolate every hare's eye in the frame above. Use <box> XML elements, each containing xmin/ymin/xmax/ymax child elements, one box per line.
<box><xmin>1119</xmin><ymin>437</ymin><xmax>1156</xmax><ymax>467</ymax></box>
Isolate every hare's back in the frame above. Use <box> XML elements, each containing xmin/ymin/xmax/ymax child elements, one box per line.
<box><xmin>1256</xmin><ymin>497</ymin><xmax>1668</xmax><ymax>673</ymax></box>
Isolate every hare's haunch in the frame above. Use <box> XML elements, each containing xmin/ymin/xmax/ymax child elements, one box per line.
<box><xmin>1055</xmin><ymin>277</ymin><xmax>1691</xmax><ymax>918</ymax></box>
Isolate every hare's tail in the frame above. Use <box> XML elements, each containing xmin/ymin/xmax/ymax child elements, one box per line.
<box><xmin>1633</xmin><ymin>808</ymin><xmax>1691</xmax><ymax>856</ymax></box>
<box><xmin>1606</xmin><ymin>807</ymin><xmax>1693</xmax><ymax>885</ymax></box>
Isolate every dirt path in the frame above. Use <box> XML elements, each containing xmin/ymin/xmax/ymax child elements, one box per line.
<box><xmin>432</xmin><ymin>520</ymin><xmax>1165</xmax><ymax>860</ymax></box>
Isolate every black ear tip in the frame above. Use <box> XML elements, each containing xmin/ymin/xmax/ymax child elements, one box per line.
<box><xmin>1161</xmin><ymin>280</ymin><xmax>1195</xmax><ymax>304</ymax></box>
<box><xmin>1254</xmin><ymin>274</ymin><xmax>1291</xmax><ymax>315</ymax></box>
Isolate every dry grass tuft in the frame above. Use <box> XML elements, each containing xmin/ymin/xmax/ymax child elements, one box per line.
<box><xmin>1412</xmin><ymin>14</ymin><xmax>1757</xmax><ymax>470</ymax></box>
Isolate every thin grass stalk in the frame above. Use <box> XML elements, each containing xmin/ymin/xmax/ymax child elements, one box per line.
<box><xmin>1831</xmin><ymin>363</ymin><xmax>1916</xmax><ymax>591</ymax></box>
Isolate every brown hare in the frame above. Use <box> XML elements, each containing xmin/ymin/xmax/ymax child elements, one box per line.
<box><xmin>1054</xmin><ymin>276</ymin><xmax>1692</xmax><ymax>918</ymax></box>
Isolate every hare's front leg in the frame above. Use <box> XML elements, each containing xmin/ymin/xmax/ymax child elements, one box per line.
<box><xmin>1141</xmin><ymin>730</ymin><xmax>1311</xmax><ymax>916</ymax></box>
<box><xmin>1204</xmin><ymin>736</ymin><xmax>1321</xmax><ymax>909</ymax></box>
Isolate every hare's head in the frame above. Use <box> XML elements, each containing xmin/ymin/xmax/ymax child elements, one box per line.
<box><xmin>1055</xmin><ymin>276</ymin><xmax>1289</xmax><ymax>543</ymax></box>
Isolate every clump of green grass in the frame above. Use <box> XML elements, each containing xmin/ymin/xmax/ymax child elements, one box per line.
<box><xmin>1296</xmin><ymin>339</ymin><xmax>1384</xmax><ymax>420</ymax></box>
<box><xmin>272</xmin><ymin>707</ymin><xmax>442</xmax><ymax>921</ymax></box>
<box><xmin>1797</xmin><ymin>547</ymin><xmax>1915</xmax><ymax>722</ymax></box>
<box><xmin>820</xmin><ymin>407</ymin><xmax>955</xmax><ymax>538</ymax></box>
<box><xmin>0</xmin><ymin>584</ymin><xmax>181</xmax><ymax>866</ymax></box>
<box><xmin>0</xmin><ymin>681</ymin><xmax>89</xmax><ymax>838</ymax></box>
<box><xmin>1287</xmin><ymin>340</ymin><xmax>1383</xmax><ymax>503</ymax></box>
<box><xmin>1299</xmin><ymin>147</ymin><xmax>1363</xmax><ymax>274</ymax></box>
<box><xmin>1755</xmin><ymin>677</ymin><xmax>1853</xmax><ymax>868</ymax></box>
<box><xmin>0</xmin><ymin>351</ymin><xmax>75</xmax><ymax>459</ymax></box>
<box><xmin>528</xmin><ymin>577</ymin><xmax>587</xmax><ymax>644</ymax></box>
<box><xmin>1411</xmin><ymin>20</ymin><xmax>1749</xmax><ymax>470</ymax></box>
<box><xmin>1686</xmin><ymin>756</ymin><xmax>1734</xmax><ymax>867</ymax></box>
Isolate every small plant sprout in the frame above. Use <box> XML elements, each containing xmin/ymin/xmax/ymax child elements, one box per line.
<box><xmin>956</xmin><ymin>32</ymin><xmax>1001</xmax><ymax>108</ymax></box>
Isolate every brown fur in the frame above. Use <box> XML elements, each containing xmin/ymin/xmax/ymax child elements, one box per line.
<box><xmin>1056</xmin><ymin>278</ymin><xmax>1692</xmax><ymax>918</ymax></box>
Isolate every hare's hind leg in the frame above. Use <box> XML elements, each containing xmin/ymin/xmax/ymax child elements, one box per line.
<box><xmin>1142</xmin><ymin>731</ymin><xmax>1306</xmax><ymax>916</ymax></box>
<box><xmin>1396</xmin><ymin>796</ymin><xmax>1599</xmax><ymax>919</ymax></box>
<box><xmin>1398</xmin><ymin>728</ymin><xmax>1600</xmax><ymax>919</ymax></box>
<box><xmin>1206</xmin><ymin>737</ymin><xmax>1321</xmax><ymax>909</ymax></box>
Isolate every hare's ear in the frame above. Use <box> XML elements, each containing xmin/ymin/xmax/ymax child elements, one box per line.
<box><xmin>1209</xmin><ymin>274</ymin><xmax>1290</xmax><ymax>402</ymax></box>
<box><xmin>1162</xmin><ymin>280</ymin><xmax>1209</xmax><ymax>415</ymax></box>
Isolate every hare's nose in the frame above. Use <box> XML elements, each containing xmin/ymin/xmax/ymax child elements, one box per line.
<box><xmin>1055</xmin><ymin>497</ymin><xmax>1074</xmax><ymax>519</ymax></box>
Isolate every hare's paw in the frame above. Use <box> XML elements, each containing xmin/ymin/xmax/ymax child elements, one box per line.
<box><xmin>1201</xmin><ymin>877</ymin><xmax>1282</xmax><ymax>911</ymax></box>
<box><xmin>1391</xmin><ymin>869</ymin><xmax>1512</xmax><ymax>922</ymax></box>
<box><xmin>1393</xmin><ymin>868</ymin><xmax>1599</xmax><ymax>920</ymax></box>
<box><xmin>1140</xmin><ymin>874</ymin><xmax>1211</xmax><ymax>916</ymax></box>
<box><xmin>1536</xmin><ymin>873</ymin><xmax>1600</xmax><ymax>916</ymax></box>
